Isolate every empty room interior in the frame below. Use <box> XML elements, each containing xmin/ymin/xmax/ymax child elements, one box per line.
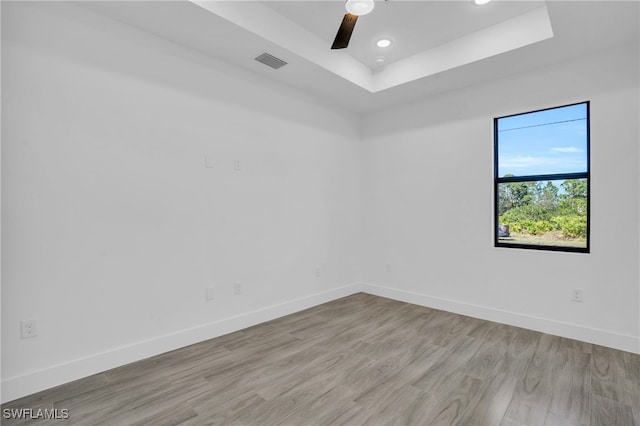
<box><xmin>1</xmin><ymin>0</ymin><xmax>639</xmax><ymax>425</ymax></box>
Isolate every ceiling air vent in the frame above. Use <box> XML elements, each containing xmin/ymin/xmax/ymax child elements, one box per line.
<box><xmin>254</xmin><ymin>53</ymin><xmax>287</xmax><ymax>70</ymax></box>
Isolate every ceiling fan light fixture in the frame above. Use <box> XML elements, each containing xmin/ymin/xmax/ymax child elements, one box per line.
<box><xmin>376</xmin><ymin>38</ymin><xmax>391</xmax><ymax>48</ymax></box>
<box><xmin>474</xmin><ymin>0</ymin><xmax>492</xmax><ymax>5</ymax></box>
<box><xmin>345</xmin><ymin>0</ymin><xmax>375</xmax><ymax>16</ymax></box>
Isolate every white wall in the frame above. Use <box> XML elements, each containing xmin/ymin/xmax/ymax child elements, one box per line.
<box><xmin>1</xmin><ymin>2</ymin><xmax>362</xmax><ymax>402</ymax></box>
<box><xmin>361</xmin><ymin>43</ymin><xmax>640</xmax><ymax>354</ymax></box>
<box><xmin>2</xmin><ymin>0</ymin><xmax>639</xmax><ymax>405</ymax></box>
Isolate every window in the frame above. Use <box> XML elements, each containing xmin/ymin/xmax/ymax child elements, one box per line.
<box><xmin>494</xmin><ymin>102</ymin><xmax>590</xmax><ymax>252</ymax></box>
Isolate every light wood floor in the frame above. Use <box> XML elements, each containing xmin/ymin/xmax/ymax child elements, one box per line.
<box><xmin>2</xmin><ymin>293</ymin><xmax>639</xmax><ymax>425</ymax></box>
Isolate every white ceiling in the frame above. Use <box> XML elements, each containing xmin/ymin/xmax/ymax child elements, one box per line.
<box><xmin>80</xmin><ymin>1</ymin><xmax>639</xmax><ymax>114</ymax></box>
<box><xmin>263</xmin><ymin>1</ymin><xmax>545</xmax><ymax>68</ymax></box>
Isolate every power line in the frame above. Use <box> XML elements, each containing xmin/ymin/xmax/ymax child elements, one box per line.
<box><xmin>499</xmin><ymin>117</ymin><xmax>586</xmax><ymax>132</ymax></box>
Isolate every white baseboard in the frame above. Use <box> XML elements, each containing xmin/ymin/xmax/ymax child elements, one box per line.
<box><xmin>4</xmin><ymin>281</ymin><xmax>637</xmax><ymax>403</ymax></box>
<box><xmin>362</xmin><ymin>282</ymin><xmax>640</xmax><ymax>354</ymax></box>
<box><xmin>1</xmin><ymin>282</ymin><xmax>364</xmax><ymax>404</ymax></box>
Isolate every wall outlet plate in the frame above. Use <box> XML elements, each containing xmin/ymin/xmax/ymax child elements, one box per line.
<box><xmin>206</xmin><ymin>287</ymin><xmax>215</xmax><ymax>300</ymax></box>
<box><xmin>572</xmin><ymin>289</ymin><xmax>583</xmax><ymax>302</ymax></box>
<box><xmin>21</xmin><ymin>319</ymin><xmax>38</xmax><ymax>339</ymax></box>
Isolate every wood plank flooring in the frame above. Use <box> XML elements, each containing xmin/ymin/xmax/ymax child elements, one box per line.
<box><xmin>2</xmin><ymin>293</ymin><xmax>639</xmax><ymax>425</ymax></box>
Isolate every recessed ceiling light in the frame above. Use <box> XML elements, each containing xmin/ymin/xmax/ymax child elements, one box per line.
<box><xmin>345</xmin><ymin>0</ymin><xmax>375</xmax><ymax>16</ymax></box>
<box><xmin>376</xmin><ymin>39</ymin><xmax>391</xmax><ymax>48</ymax></box>
<box><xmin>474</xmin><ymin>0</ymin><xmax>492</xmax><ymax>5</ymax></box>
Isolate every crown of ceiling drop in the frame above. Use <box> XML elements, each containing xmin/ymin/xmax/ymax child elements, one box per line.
<box><xmin>190</xmin><ymin>0</ymin><xmax>553</xmax><ymax>93</ymax></box>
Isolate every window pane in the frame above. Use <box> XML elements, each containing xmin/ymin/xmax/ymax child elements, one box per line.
<box><xmin>497</xmin><ymin>103</ymin><xmax>588</xmax><ymax>177</ymax></box>
<box><xmin>497</xmin><ymin>178</ymin><xmax>587</xmax><ymax>249</ymax></box>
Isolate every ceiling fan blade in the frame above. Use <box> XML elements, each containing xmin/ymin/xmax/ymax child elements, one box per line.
<box><xmin>331</xmin><ymin>13</ymin><xmax>358</xmax><ymax>49</ymax></box>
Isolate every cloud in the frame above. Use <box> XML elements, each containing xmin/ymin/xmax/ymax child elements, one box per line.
<box><xmin>500</xmin><ymin>155</ymin><xmax>557</xmax><ymax>168</ymax></box>
<box><xmin>551</xmin><ymin>147</ymin><xmax>583</xmax><ymax>153</ymax></box>
<box><xmin>500</xmin><ymin>155</ymin><xmax>586</xmax><ymax>170</ymax></box>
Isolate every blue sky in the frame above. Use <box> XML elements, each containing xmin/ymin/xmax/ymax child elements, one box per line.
<box><xmin>497</xmin><ymin>103</ymin><xmax>588</xmax><ymax>177</ymax></box>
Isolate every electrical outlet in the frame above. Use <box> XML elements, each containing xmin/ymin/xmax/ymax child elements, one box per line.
<box><xmin>572</xmin><ymin>289</ymin><xmax>583</xmax><ymax>303</ymax></box>
<box><xmin>20</xmin><ymin>319</ymin><xmax>38</xmax><ymax>339</ymax></box>
<box><xmin>204</xmin><ymin>155</ymin><xmax>214</xmax><ymax>168</ymax></box>
<box><xmin>386</xmin><ymin>264</ymin><xmax>392</xmax><ymax>273</ymax></box>
<box><xmin>315</xmin><ymin>267</ymin><xmax>321</xmax><ymax>278</ymax></box>
<box><xmin>234</xmin><ymin>283</ymin><xmax>242</xmax><ymax>295</ymax></box>
<box><xmin>206</xmin><ymin>287</ymin><xmax>215</xmax><ymax>301</ymax></box>
<box><xmin>233</xmin><ymin>159</ymin><xmax>241</xmax><ymax>171</ymax></box>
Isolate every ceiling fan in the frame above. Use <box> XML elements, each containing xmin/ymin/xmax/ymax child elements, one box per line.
<box><xmin>331</xmin><ymin>0</ymin><xmax>376</xmax><ymax>50</ymax></box>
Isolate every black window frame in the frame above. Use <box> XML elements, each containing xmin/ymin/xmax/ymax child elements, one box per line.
<box><xmin>494</xmin><ymin>101</ymin><xmax>590</xmax><ymax>253</ymax></box>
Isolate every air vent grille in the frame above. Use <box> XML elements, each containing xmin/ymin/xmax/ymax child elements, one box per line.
<box><xmin>254</xmin><ymin>53</ymin><xmax>287</xmax><ymax>70</ymax></box>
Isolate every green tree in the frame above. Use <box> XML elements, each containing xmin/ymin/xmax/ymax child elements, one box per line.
<box><xmin>498</xmin><ymin>175</ymin><xmax>541</xmax><ymax>215</ymax></box>
<box><xmin>538</xmin><ymin>181</ymin><xmax>559</xmax><ymax>211</ymax></box>
<box><xmin>561</xmin><ymin>179</ymin><xmax>587</xmax><ymax>199</ymax></box>
<box><xmin>558</xmin><ymin>179</ymin><xmax>587</xmax><ymax>216</ymax></box>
